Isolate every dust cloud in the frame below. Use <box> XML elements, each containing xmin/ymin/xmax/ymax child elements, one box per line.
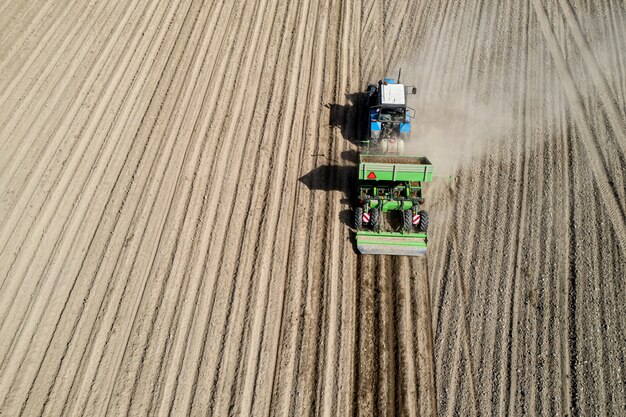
<box><xmin>404</xmin><ymin>87</ymin><xmax>516</xmax><ymax>175</ymax></box>
<box><xmin>395</xmin><ymin>18</ymin><xmax>626</xmax><ymax>177</ymax></box>
<box><xmin>393</xmin><ymin>51</ymin><xmax>521</xmax><ymax>177</ymax></box>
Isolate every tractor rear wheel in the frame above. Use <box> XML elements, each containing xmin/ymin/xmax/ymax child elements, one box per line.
<box><xmin>403</xmin><ymin>210</ymin><xmax>412</xmax><ymax>232</ymax></box>
<box><xmin>419</xmin><ymin>210</ymin><xmax>429</xmax><ymax>232</ymax></box>
<box><xmin>370</xmin><ymin>208</ymin><xmax>380</xmax><ymax>231</ymax></box>
<box><xmin>354</xmin><ymin>207</ymin><xmax>363</xmax><ymax>230</ymax></box>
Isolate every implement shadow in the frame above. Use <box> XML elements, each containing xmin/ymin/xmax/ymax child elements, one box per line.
<box><xmin>298</xmin><ymin>163</ymin><xmax>358</xmax><ymax>253</ymax></box>
<box><xmin>298</xmin><ymin>90</ymin><xmax>368</xmax><ymax>254</ymax></box>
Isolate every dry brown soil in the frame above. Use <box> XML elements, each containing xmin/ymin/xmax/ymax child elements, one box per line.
<box><xmin>0</xmin><ymin>0</ymin><xmax>624</xmax><ymax>416</ymax></box>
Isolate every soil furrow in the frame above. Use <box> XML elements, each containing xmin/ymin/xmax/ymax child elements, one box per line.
<box><xmin>1</xmin><ymin>1</ymin><xmax>623</xmax><ymax>416</ymax></box>
<box><xmin>0</xmin><ymin>0</ymin><xmax>89</xmax><ymax>112</ymax></box>
<box><xmin>0</xmin><ymin>0</ymin><xmax>121</xmax><ymax>195</ymax></box>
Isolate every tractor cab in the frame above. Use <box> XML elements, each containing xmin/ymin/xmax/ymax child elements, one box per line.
<box><xmin>365</xmin><ymin>78</ymin><xmax>416</xmax><ymax>154</ymax></box>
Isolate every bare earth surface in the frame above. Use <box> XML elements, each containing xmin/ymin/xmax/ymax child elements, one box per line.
<box><xmin>0</xmin><ymin>0</ymin><xmax>624</xmax><ymax>416</ymax></box>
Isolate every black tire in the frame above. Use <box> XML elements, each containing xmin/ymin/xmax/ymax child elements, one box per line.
<box><xmin>370</xmin><ymin>208</ymin><xmax>380</xmax><ymax>231</ymax></box>
<box><xmin>419</xmin><ymin>210</ymin><xmax>429</xmax><ymax>232</ymax></box>
<box><xmin>403</xmin><ymin>210</ymin><xmax>412</xmax><ymax>232</ymax></box>
<box><xmin>354</xmin><ymin>207</ymin><xmax>363</xmax><ymax>230</ymax></box>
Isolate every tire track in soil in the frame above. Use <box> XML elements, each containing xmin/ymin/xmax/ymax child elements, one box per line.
<box><xmin>493</xmin><ymin>3</ymin><xmax>531</xmax><ymax>413</ymax></box>
<box><xmin>531</xmin><ymin>0</ymin><xmax>626</xmax><ymax>258</ymax></box>
<box><xmin>417</xmin><ymin>259</ymin><xmax>437</xmax><ymax>417</ymax></box>
<box><xmin>318</xmin><ymin>0</ymin><xmax>356</xmax><ymax>414</ymax></box>
<box><xmin>268</xmin><ymin>1</ymin><xmax>332</xmax><ymax>414</ymax></box>
<box><xmin>557</xmin><ymin>0</ymin><xmax>626</xmax><ymax>159</ymax></box>
<box><xmin>395</xmin><ymin>258</ymin><xmax>420</xmax><ymax>417</ymax></box>
<box><xmin>358</xmin><ymin>0</ymin><xmax>437</xmax><ymax>414</ymax></box>
<box><xmin>558</xmin><ymin>84</ymin><xmax>574</xmax><ymax>417</ymax></box>
<box><xmin>526</xmin><ymin>87</ymin><xmax>556</xmax><ymax>416</ymax></box>
<box><xmin>274</xmin><ymin>1</ymin><xmax>349</xmax><ymax>412</ymax></box>
<box><xmin>538</xmin><ymin>76</ymin><xmax>570</xmax><ymax>416</ymax></box>
<box><xmin>504</xmin><ymin>4</ymin><xmax>533</xmax><ymax>413</ymax></box>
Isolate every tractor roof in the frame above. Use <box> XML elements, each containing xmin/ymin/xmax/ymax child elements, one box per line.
<box><xmin>380</xmin><ymin>83</ymin><xmax>406</xmax><ymax>106</ymax></box>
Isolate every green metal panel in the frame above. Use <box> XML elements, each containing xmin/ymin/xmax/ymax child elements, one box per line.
<box><xmin>356</xmin><ymin>231</ymin><xmax>428</xmax><ymax>256</ymax></box>
<box><xmin>359</xmin><ymin>155</ymin><xmax>433</xmax><ymax>182</ymax></box>
<box><xmin>357</xmin><ymin>231</ymin><xmax>428</xmax><ymax>240</ymax></box>
<box><xmin>367</xmin><ymin>200</ymin><xmax>413</xmax><ymax>211</ymax></box>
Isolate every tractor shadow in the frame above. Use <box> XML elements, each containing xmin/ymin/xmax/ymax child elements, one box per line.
<box><xmin>297</xmin><ymin>90</ymin><xmax>370</xmax><ymax>254</ymax></box>
<box><xmin>327</xmin><ymin>91</ymin><xmax>369</xmax><ymax>145</ymax></box>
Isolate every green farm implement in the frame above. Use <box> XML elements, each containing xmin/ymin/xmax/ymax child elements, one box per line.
<box><xmin>355</xmin><ymin>155</ymin><xmax>432</xmax><ymax>256</ymax></box>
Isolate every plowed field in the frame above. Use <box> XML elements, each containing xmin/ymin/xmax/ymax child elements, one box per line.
<box><xmin>0</xmin><ymin>0</ymin><xmax>624</xmax><ymax>416</ymax></box>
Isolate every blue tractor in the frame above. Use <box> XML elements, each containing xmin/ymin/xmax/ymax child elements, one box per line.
<box><xmin>364</xmin><ymin>76</ymin><xmax>417</xmax><ymax>155</ymax></box>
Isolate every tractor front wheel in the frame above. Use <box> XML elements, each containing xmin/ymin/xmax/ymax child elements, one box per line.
<box><xmin>354</xmin><ymin>207</ymin><xmax>363</xmax><ymax>230</ymax></box>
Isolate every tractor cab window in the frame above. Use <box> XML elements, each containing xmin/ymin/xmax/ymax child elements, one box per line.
<box><xmin>379</xmin><ymin>106</ymin><xmax>405</xmax><ymax>122</ymax></box>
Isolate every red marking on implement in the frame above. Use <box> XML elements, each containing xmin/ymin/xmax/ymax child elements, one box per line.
<box><xmin>412</xmin><ymin>214</ymin><xmax>420</xmax><ymax>225</ymax></box>
<box><xmin>367</xmin><ymin>171</ymin><xmax>376</xmax><ymax>179</ymax></box>
<box><xmin>363</xmin><ymin>213</ymin><xmax>370</xmax><ymax>223</ymax></box>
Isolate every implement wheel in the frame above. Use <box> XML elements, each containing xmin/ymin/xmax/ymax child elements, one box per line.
<box><xmin>419</xmin><ymin>210</ymin><xmax>429</xmax><ymax>232</ymax></box>
<box><xmin>354</xmin><ymin>207</ymin><xmax>363</xmax><ymax>230</ymax></box>
<box><xmin>403</xmin><ymin>210</ymin><xmax>412</xmax><ymax>232</ymax></box>
<box><xmin>370</xmin><ymin>208</ymin><xmax>380</xmax><ymax>232</ymax></box>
